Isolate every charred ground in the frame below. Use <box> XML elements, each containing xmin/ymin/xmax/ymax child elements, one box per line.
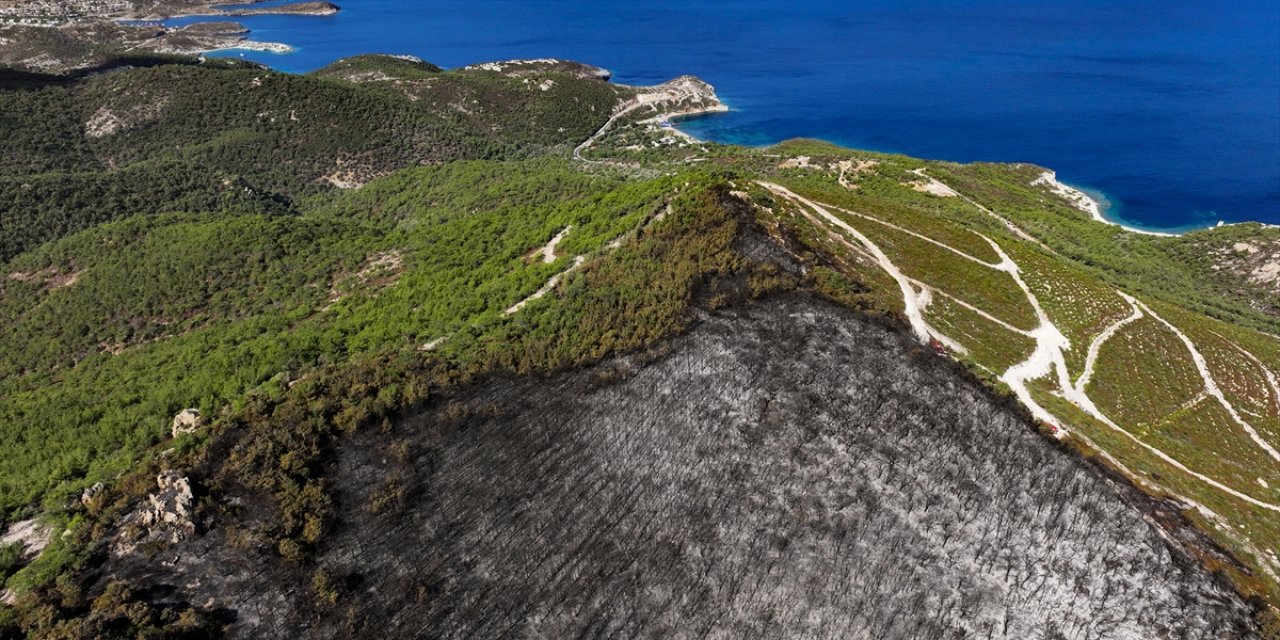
<box><xmin>94</xmin><ymin>295</ymin><xmax>1259</xmax><ymax>639</ymax></box>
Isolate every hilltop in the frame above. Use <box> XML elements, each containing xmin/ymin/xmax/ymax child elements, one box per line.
<box><xmin>0</xmin><ymin>54</ymin><xmax>1277</xmax><ymax>637</ymax></box>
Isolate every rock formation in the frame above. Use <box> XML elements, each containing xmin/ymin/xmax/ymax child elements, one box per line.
<box><xmin>171</xmin><ymin>408</ymin><xmax>202</xmax><ymax>437</ymax></box>
<box><xmin>80</xmin><ymin>481</ymin><xmax>104</xmax><ymax>506</ymax></box>
<box><xmin>113</xmin><ymin>470</ymin><xmax>196</xmax><ymax>555</ymax></box>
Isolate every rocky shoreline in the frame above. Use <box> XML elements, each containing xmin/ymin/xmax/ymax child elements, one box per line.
<box><xmin>214</xmin><ymin>1</ymin><xmax>338</xmax><ymax>17</ymax></box>
<box><xmin>0</xmin><ymin>0</ymin><xmax>332</xmax><ymax>71</ymax></box>
<box><xmin>1031</xmin><ymin>170</ymin><xmax>1177</xmax><ymax>237</ymax></box>
<box><xmin>139</xmin><ymin>1</ymin><xmax>337</xmax><ymax>57</ymax></box>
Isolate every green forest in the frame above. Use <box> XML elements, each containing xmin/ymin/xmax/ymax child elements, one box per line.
<box><xmin>0</xmin><ymin>56</ymin><xmax>619</xmax><ymax>260</ymax></box>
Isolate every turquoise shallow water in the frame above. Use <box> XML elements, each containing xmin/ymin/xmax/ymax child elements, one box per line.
<box><xmin>170</xmin><ymin>0</ymin><xmax>1280</xmax><ymax>231</ymax></box>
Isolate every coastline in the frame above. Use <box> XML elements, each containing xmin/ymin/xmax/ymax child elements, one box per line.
<box><xmin>102</xmin><ymin>16</ymin><xmax>297</xmax><ymax>56</ymax></box>
<box><xmin>649</xmin><ymin>105</ymin><xmax>730</xmax><ymax>144</ymax></box>
<box><xmin>152</xmin><ymin>1</ymin><xmax>340</xmax><ymax>20</ymax></box>
<box><xmin>666</xmin><ymin>116</ymin><xmax>1195</xmax><ymax>238</ymax></box>
<box><xmin>127</xmin><ymin>1</ymin><xmax>336</xmax><ymax>60</ymax></box>
<box><xmin>1032</xmin><ymin>170</ymin><xmax>1181</xmax><ymax>237</ymax></box>
<box><xmin>109</xmin><ymin>18</ymin><xmax>1261</xmax><ymax>240</ymax></box>
<box><xmin>206</xmin><ymin>39</ymin><xmax>294</xmax><ymax>54</ymax></box>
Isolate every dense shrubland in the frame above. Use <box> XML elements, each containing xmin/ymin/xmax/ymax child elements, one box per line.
<box><xmin>0</xmin><ymin>56</ymin><xmax>620</xmax><ymax>260</ymax></box>
<box><xmin>0</xmin><ymin>159</ymin><xmax>711</xmax><ymax>522</ymax></box>
<box><xmin>0</xmin><ymin>168</ymin><xmax>755</xmax><ymax>637</ymax></box>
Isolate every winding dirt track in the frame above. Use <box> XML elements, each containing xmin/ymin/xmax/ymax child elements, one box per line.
<box><xmin>758</xmin><ymin>182</ymin><xmax>965</xmax><ymax>354</ymax></box>
<box><xmin>573</xmin><ymin>100</ymin><xmax>642</xmax><ymax>163</ymax></box>
<box><xmin>1074</xmin><ymin>294</ymin><xmax>1143</xmax><ymax>393</ymax></box>
<box><xmin>1137</xmin><ymin>300</ymin><xmax>1280</xmax><ymax>463</ymax></box>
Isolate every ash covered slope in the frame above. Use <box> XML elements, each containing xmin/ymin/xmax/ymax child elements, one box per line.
<box><xmin>116</xmin><ymin>296</ymin><xmax>1256</xmax><ymax>638</ymax></box>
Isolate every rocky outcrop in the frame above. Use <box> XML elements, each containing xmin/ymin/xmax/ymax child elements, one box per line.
<box><xmin>142</xmin><ymin>471</ymin><xmax>194</xmax><ymax>534</ymax></box>
<box><xmin>83</xmin><ymin>93</ymin><xmax>170</xmax><ymax>139</ymax></box>
<box><xmin>1189</xmin><ymin>224</ymin><xmax>1280</xmax><ymax>316</ymax></box>
<box><xmin>1227</xmin><ymin>239</ymin><xmax>1280</xmax><ymax>287</ymax></box>
<box><xmin>0</xmin><ymin>518</ymin><xmax>51</xmax><ymax>560</ymax></box>
<box><xmin>0</xmin><ymin>519</ymin><xmax>53</xmax><ymax>605</ymax></box>
<box><xmin>627</xmin><ymin>75</ymin><xmax>728</xmax><ymax>123</ymax></box>
<box><xmin>114</xmin><ymin>471</ymin><xmax>195</xmax><ymax>555</ymax></box>
<box><xmin>171</xmin><ymin>408</ymin><xmax>202</xmax><ymax>437</ymax></box>
<box><xmin>80</xmin><ymin>481</ymin><xmax>104</xmax><ymax>506</ymax></box>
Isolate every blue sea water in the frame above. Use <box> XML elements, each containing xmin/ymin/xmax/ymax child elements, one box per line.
<box><xmin>169</xmin><ymin>0</ymin><xmax>1280</xmax><ymax>231</ymax></box>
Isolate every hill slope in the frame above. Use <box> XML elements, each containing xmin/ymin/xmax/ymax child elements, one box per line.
<box><xmin>0</xmin><ymin>55</ymin><xmax>1277</xmax><ymax>636</ymax></box>
<box><xmin>0</xmin><ymin>55</ymin><xmax>620</xmax><ymax>260</ymax></box>
<box><xmin>88</xmin><ymin>297</ymin><xmax>1258</xmax><ymax>638</ymax></box>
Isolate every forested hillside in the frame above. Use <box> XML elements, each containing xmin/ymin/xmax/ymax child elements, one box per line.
<box><xmin>1</xmin><ymin>54</ymin><xmax>1278</xmax><ymax>637</ymax></box>
<box><xmin>0</xmin><ymin>55</ymin><xmax>619</xmax><ymax>260</ymax></box>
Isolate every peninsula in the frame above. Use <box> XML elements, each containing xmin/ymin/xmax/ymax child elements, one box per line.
<box><xmin>0</xmin><ymin>0</ymin><xmax>336</xmax><ymax>71</ymax></box>
<box><xmin>213</xmin><ymin>1</ymin><xmax>338</xmax><ymax>17</ymax></box>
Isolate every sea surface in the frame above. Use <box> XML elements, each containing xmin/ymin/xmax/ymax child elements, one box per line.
<box><xmin>170</xmin><ymin>0</ymin><xmax>1280</xmax><ymax>231</ymax></box>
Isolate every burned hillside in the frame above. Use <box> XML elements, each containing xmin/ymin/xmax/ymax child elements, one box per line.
<box><xmin>99</xmin><ymin>296</ymin><xmax>1259</xmax><ymax>639</ymax></box>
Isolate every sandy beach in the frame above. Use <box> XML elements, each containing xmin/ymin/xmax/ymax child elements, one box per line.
<box><xmin>209</xmin><ymin>40</ymin><xmax>294</xmax><ymax>54</ymax></box>
<box><xmin>1032</xmin><ymin>171</ymin><xmax>1178</xmax><ymax>237</ymax></box>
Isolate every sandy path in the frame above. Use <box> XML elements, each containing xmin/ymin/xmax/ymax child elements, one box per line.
<box><xmin>906</xmin><ymin>278</ymin><xmax>1032</xmax><ymax>337</ymax></box>
<box><xmin>984</xmin><ymin>239</ymin><xmax>1280</xmax><ymax>508</ymax></box>
<box><xmin>1067</xmin><ymin>379</ymin><xmax>1280</xmax><ymax>511</ymax></box>
<box><xmin>573</xmin><ymin>100</ymin><xmax>642</xmax><ymax>163</ymax></box>
<box><xmin>537</xmin><ymin>226</ymin><xmax>572</xmax><ymax>264</ymax></box>
<box><xmin>759</xmin><ymin>182</ymin><xmax>966</xmax><ymax>353</ymax></box>
<box><xmin>505</xmin><ymin>195</ymin><xmax>675</xmax><ymax>317</ymax></box>
<box><xmin>1074</xmin><ymin>293</ymin><xmax>1144</xmax><ymax>393</ymax></box>
<box><xmin>757</xmin><ymin>184</ymin><xmax>1280</xmax><ymax>511</ymax></box>
<box><xmin>417</xmin><ymin>336</ymin><xmax>447</xmax><ymax>352</ymax></box>
<box><xmin>835</xmin><ymin>160</ymin><xmax>881</xmax><ymax>190</ymax></box>
<box><xmin>825</xmin><ymin>202</ymin><xmax>1006</xmax><ymax>270</ymax></box>
<box><xmin>1136</xmin><ymin>300</ymin><xmax>1280</xmax><ymax>463</ymax></box>
<box><xmin>504</xmin><ymin>256</ymin><xmax>587</xmax><ymax>316</ymax></box>
<box><xmin>771</xmin><ymin>181</ymin><xmax>1077</xmax><ymax>438</ymax></box>
<box><xmin>909</xmin><ymin>168</ymin><xmax>960</xmax><ymax>197</ymax></box>
<box><xmin>917</xmin><ymin>169</ymin><xmax>1054</xmax><ymax>252</ymax></box>
<box><xmin>980</xmin><ymin>234</ymin><xmax>1077</xmax><ymax>432</ymax></box>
